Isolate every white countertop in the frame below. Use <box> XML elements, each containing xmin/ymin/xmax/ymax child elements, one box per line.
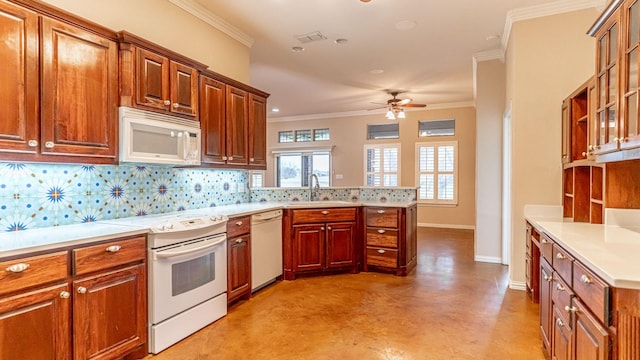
<box><xmin>526</xmin><ymin>216</ymin><xmax>640</xmax><ymax>290</ymax></box>
<box><xmin>0</xmin><ymin>200</ymin><xmax>416</xmax><ymax>259</ymax></box>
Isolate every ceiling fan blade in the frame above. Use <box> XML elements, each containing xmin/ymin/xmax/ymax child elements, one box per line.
<box><xmin>397</xmin><ymin>98</ymin><xmax>412</xmax><ymax>106</ymax></box>
<box><xmin>403</xmin><ymin>103</ymin><xmax>426</xmax><ymax>108</ymax></box>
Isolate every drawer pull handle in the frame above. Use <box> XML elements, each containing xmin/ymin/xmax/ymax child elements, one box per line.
<box><xmin>105</xmin><ymin>245</ymin><xmax>121</xmax><ymax>253</ymax></box>
<box><xmin>541</xmin><ymin>238</ymin><xmax>549</xmax><ymax>244</ymax></box>
<box><xmin>564</xmin><ymin>305</ymin><xmax>577</xmax><ymax>313</ymax></box>
<box><xmin>60</xmin><ymin>291</ymin><xmax>70</xmax><ymax>299</ymax></box>
<box><xmin>556</xmin><ymin>318</ymin><xmax>564</xmax><ymax>328</ymax></box>
<box><xmin>236</xmin><ymin>221</ymin><xmax>243</xmax><ymax>226</ymax></box>
<box><xmin>77</xmin><ymin>287</ymin><xmax>87</xmax><ymax>294</ymax></box>
<box><xmin>556</xmin><ymin>253</ymin><xmax>566</xmax><ymax>260</ymax></box>
<box><xmin>321</xmin><ymin>227</ymin><xmax>325</xmax><ymax>231</ymax></box>
<box><xmin>543</xmin><ymin>274</ymin><xmax>553</xmax><ymax>282</ymax></box>
<box><xmin>377</xmin><ymin>249</ymin><xmax>386</xmax><ymax>254</ymax></box>
<box><xmin>556</xmin><ymin>283</ymin><xmax>566</xmax><ymax>291</ymax></box>
<box><xmin>327</xmin><ymin>226</ymin><xmax>332</xmax><ymax>230</ymax></box>
<box><xmin>378</xmin><ymin>229</ymin><xmax>386</xmax><ymax>234</ymax></box>
<box><xmin>321</xmin><ymin>211</ymin><xmax>329</xmax><ymax>215</ymax></box>
<box><xmin>236</xmin><ymin>238</ymin><xmax>243</xmax><ymax>244</ymax></box>
<box><xmin>377</xmin><ymin>210</ymin><xmax>385</xmax><ymax>214</ymax></box>
<box><xmin>580</xmin><ymin>274</ymin><xmax>592</xmax><ymax>284</ymax></box>
<box><xmin>6</xmin><ymin>263</ymin><xmax>29</xmax><ymax>273</ymax></box>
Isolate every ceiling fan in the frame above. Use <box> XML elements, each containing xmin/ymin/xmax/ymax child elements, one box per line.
<box><xmin>370</xmin><ymin>91</ymin><xmax>427</xmax><ymax>119</ymax></box>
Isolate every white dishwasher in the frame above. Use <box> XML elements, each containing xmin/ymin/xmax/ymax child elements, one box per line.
<box><xmin>251</xmin><ymin>209</ymin><xmax>283</xmax><ymax>292</ymax></box>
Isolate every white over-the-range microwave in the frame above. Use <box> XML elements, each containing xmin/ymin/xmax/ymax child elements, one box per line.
<box><xmin>119</xmin><ymin>107</ymin><xmax>201</xmax><ymax>166</ymax></box>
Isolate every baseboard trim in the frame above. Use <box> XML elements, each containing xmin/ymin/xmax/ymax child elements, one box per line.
<box><xmin>474</xmin><ymin>256</ymin><xmax>502</xmax><ymax>264</ymax></box>
<box><xmin>509</xmin><ymin>281</ymin><xmax>527</xmax><ymax>291</ymax></box>
<box><xmin>418</xmin><ymin>223</ymin><xmax>476</xmax><ymax>230</ymax></box>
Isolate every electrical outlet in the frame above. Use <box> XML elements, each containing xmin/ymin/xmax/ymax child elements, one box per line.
<box><xmin>350</xmin><ymin>190</ymin><xmax>359</xmax><ymax>197</ymax></box>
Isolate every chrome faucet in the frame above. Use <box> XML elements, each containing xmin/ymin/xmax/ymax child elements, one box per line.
<box><xmin>308</xmin><ymin>173</ymin><xmax>320</xmax><ymax>201</ymax></box>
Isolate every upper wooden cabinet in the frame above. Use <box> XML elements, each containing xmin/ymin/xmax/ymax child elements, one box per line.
<box><xmin>118</xmin><ymin>31</ymin><xmax>206</xmax><ymax>120</ymax></box>
<box><xmin>226</xmin><ymin>86</ymin><xmax>249</xmax><ymax>166</ymax></box>
<box><xmin>0</xmin><ymin>0</ymin><xmax>118</xmax><ymax>164</ymax></box>
<box><xmin>249</xmin><ymin>93</ymin><xmax>268</xmax><ymax>168</ymax></box>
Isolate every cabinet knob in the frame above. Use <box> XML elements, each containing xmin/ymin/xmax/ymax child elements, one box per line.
<box><xmin>105</xmin><ymin>245</ymin><xmax>121</xmax><ymax>253</ymax></box>
<box><xmin>580</xmin><ymin>274</ymin><xmax>592</xmax><ymax>284</ymax></box>
<box><xmin>588</xmin><ymin>145</ymin><xmax>594</xmax><ymax>151</ymax></box>
<box><xmin>77</xmin><ymin>287</ymin><xmax>87</xmax><ymax>294</ymax></box>
<box><xmin>163</xmin><ymin>100</ymin><xmax>171</xmax><ymax>106</ymax></box>
<box><xmin>377</xmin><ymin>229</ymin><xmax>386</xmax><ymax>234</ymax></box>
<box><xmin>60</xmin><ymin>291</ymin><xmax>70</xmax><ymax>299</ymax></box>
<box><xmin>544</xmin><ymin>274</ymin><xmax>553</xmax><ymax>282</ymax></box>
<box><xmin>556</xmin><ymin>318</ymin><xmax>564</xmax><ymax>328</ymax></box>
<box><xmin>222</xmin><ymin>156</ymin><xmax>228</xmax><ymax>160</ymax></box>
<box><xmin>581</xmin><ymin>151</ymin><xmax>587</xmax><ymax>157</ymax></box>
<box><xmin>228</xmin><ymin>157</ymin><xmax>234</xmax><ymax>161</ymax></box>
<box><xmin>327</xmin><ymin>226</ymin><xmax>332</xmax><ymax>230</ymax></box>
<box><xmin>28</xmin><ymin>140</ymin><xmax>38</xmax><ymax>147</ymax></box>
<box><xmin>6</xmin><ymin>263</ymin><xmax>29</xmax><ymax>273</ymax></box>
<box><xmin>614</xmin><ymin>137</ymin><xmax>620</xmax><ymax>143</ymax></box>
<box><xmin>564</xmin><ymin>305</ymin><xmax>577</xmax><ymax>313</ymax></box>
<box><xmin>321</xmin><ymin>227</ymin><xmax>325</xmax><ymax>231</ymax></box>
<box><xmin>377</xmin><ymin>210</ymin><xmax>385</xmax><ymax>214</ymax></box>
<box><xmin>556</xmin><ymin>283</ymin><xmax>566</xmax><ymax>292</ymax></box>
<box><xmin>377</xmin><ymin>249</ymin><xmax>386</xmax><ymax>254</ymax></box>
<box><xmin>556</xmin><ymin>253</ymin><xmax>566</xmax><ymax>260</ymax></box>
<box><xmin>321</xmin><ymin>211</ymin><xmax>329</xmax><ymax>215</ymax></box>
<box><xmin>250</xmin><ymin>158</ymin><xmax>255</xmax><ymax>162</ymax></box>
<box><xmin>541</xmin><ymin>238</ymin><xmax>548</xmax><ymax>244</ymax></box>
<box><xmin>236</xmin><ymin>221</ymin><xmax>243</xmax><ymax>226</ymax></box>
<box><xmin>45</xmin><ymin>141</ymin><xmax>54</xmax><ymax>148</ymax></box>
<box><xmin>235</xmin><ymin>238</ymin><xmax>243</xmax><ymax>244</ymax></box>
<box><xmin>172</xmin><ymin>103</ymin><xmax>179</xmax><ymax>109</ymax></box>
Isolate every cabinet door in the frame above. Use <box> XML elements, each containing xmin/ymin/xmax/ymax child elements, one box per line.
<box><xmin>562</xmin><ymin>100</ymin><xmax>571</xmax><ymax>163</ymax></box>
<box><xmin>573</xmin><ymin>298</ymin><xmax>610</xmax><ymax>360</ymax></box>
<box><xmin>0</xmin><ymin>283</ymin><xmax>71</xmax><ymax>360</ymax></box>
<box><xmin>552</xmin><ymin>305</ymin><xmax>572</xmax><ymax>360</ymax></box>
<box><xmin>227</xmin><ymin>235</ymin><xmax>251</xmax><ymax>303</ymax></box>
<box><xmin>292</xmin><ymin>224</ymin><xmax>325</xmax><ymax>272</ymax></box>
<box><xmin>248</xmin><ymin>93</ymin><xmax>267</xmax><ymax>168</ymax></box>
<box><xmin>225</xmin><ymin>86</ymin><xmax>249</xmax><ymax>165</ymax></box>
<box><xmin>622</xmin><ymin>1</ymin><xmax>640</xmax><ymax>150</ymax></box>
<box><xmin>0</xmin><ymin>2</ymin><xmax>38</xmax><ymax>155</ymax></box>
<box><xmin>40</xmin><ymin>17</ymin><xmax>118</xmax><ymax>160</ymax></box>
<box><xmin>326</xmin><ymin>222</ymin><xmax>355</xmax><ymax>269</ymax></box>
<box><xmin>136</xmin><ymin>47</ymin><xmax>170</xmax><ymax>111</ymax></box>
<box><xmin>73</xmin><ymin>264</ymin><xmax>146</xmax><ymax>360</ymax></box>
<box><xmin>540</xmin><ymin>259</ymin><xmax>553</xmax><ymax>354</ymax></box>
<box><xmin>200</xmin><ymin>76</ymin><xmax>226</xmax><ymax>164</ymax></box>
<box><xmin>170</xmin><ymin>61</ymin><xmax>198</xmax><ymax>117</ymax></box>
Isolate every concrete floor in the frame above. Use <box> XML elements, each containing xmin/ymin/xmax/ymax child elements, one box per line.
<box><xmin>148</xmin><ymin>227</ymin><xmax>545</xmax><ymax>360</ymax></box>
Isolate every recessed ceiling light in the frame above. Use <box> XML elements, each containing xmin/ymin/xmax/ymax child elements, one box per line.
<box><xmin>486</xmin><ymin>34</ymin><xmax>501</xmax><ymax>41</ymax></box>
<box><xmin>369</xmin><ymin>69</ymin><xmax>384</xmax><ymax>75</ymax></box>
<box><xmin>271</xmin><ymin>108</ymin><xmax>280</xmax><ymax>112</ymax></box>
<box><xmin>291</xmin><ymin>46</ymin><xmax>304</xmax><ymax>52</ymax></box>
<box><xmin>334</xmin><ymin>38</ymin><xmax>349</xmax><ymax>45</ymax></box>
<box><xmin>395</xmin><ymin>20</ymin><xmax>417</xmax><ymax>31</ymax></box>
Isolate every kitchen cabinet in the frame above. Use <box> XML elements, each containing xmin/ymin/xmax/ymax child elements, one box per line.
<box><xmin>0</xmin><ymin>0</ymin><xmax>118</xmax><ymax>164</ymax></box>
<box><xmin>118</xmin><ymin>31</ymin><xmax>206</xmax><ymax>120</ymax></box>
<box><xmin>227</xmin><ymin>215</ymin><xmax>252</xmax><ymax>304</ymax></box>
<box><xmin>363</xmin><ymin>205</ymin><xmax>417</xmax><ymax>276</ymax></box>
<box><xmin>540</xmin><ymin>258</ymin><xmax>553</xmax><ymax>356</ymax></box>
<box><xmin>200</xmin><ymin>72</ymin><xmax>269</xmax><ymax>169</ymax></box>
<box><xmin>525</xmin><ymin>222</ymin><xmax>541</xmax><ymax>303</ymax></box>
<box><xmin>561</xmin><ymin>78</ymin><xmax>593</xmax><ymax>163</ymax></box>
<box><xmin>0</xmin><ymin>235</ymin><xmax>147</xmax><ymax>360</ymax></box>
<box><xmin>283</xmin><ymin>207</ymin><xmax>359</xmax><ymax>280</ymax></box>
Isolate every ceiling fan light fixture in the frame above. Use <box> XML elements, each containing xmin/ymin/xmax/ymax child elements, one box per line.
<box><xmin>291</xmin><ymin>46</ymin><xmax>305</xmax><ymax>53</ymax></box>
<box><xmin>397</xmin><ymin>110</ymin><xmax>406</xmax><ymax>119</ymax></box>
<box><xmin>385</xmin><ymin>110</ymin><xmax>395</xmax><ymax>120</ymax></box>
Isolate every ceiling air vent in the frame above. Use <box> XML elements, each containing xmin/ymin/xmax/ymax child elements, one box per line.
<box><xmin>295</xmin><ymin>31</ymin><xmax>327</xmax><ymax>44</ymax></box>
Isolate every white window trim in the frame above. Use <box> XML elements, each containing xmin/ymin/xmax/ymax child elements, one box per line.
<box><xmin>415</xmin><ymin>141</ymin><xmax>458</xmax><ymax>205</ymax></box>
<box><xmin>272</xmin><ymin>149</ymin><xmax>333</xmax><ymax>188</ymax></box>
<box><xmin>363</xmin><ymin>143</ymin><xmax>401</xmax><ymax>187</ymax></box>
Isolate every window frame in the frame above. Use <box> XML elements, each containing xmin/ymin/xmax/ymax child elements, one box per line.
<box><xmin>415</xmin><ymin>141</ymin><xmax>459</xmax><ymax>205</ymax></box>
<box><xmin>273</xmin><ymin>150</ymin><xmax>332</xmax><ymax>188</ymax></box>
<box><xmin>249</xmin><ymin>170</ymin><xmax>264</xmax><ymax>188</ymax></box>
<box><xmin>363</xmin><ymin>143</ymin><xmax>401</xmax><ymax>187</ymax></box>
<box><xmin>367</xmin><ymin>123</ymin><xmax>400</xmax><ymax>140</ymax></box>
<box><xmin>418</xmin><ymin>119</ymin><xmax>455</xmax><ymax>137</ymax></box>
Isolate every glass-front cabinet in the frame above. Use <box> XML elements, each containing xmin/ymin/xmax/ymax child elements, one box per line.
<box><xmin>623</xmin><ymin>0</ymin><xmax>640</xmax><ymax>150</ymax></box>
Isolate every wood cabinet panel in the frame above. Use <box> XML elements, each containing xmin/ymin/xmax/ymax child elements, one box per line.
<box><xmin>135</xmin><ymin>47</ymin><xmax>169</xmax><ymax>111</ymax></box>
<box><xmin>366</xmin><ymin>228</ymin><xmax>398</xmax><ymax>248</ymax></box>
<box><xmin>365</xmin><ymin>208</ymin><xmax>399</xmax><ymax>228</ymax></box>
<box><xmin>325</xmin><ymin>222</ymin><xmax>355</xmax><ymax>268</ymax></box>
<box><xmin>227</xmin><ymin>215</ymin><xmax>251</xmax><ymax>239</ymax></box>
<box><xmin>366</xmin><ymin>247</ymin><xmax>398</xmax><ymax>268</ymax></box>
<box><xmin>292</xmin><ymin>224</ymin><xmax>325</xmax><ymax>272</ymax></box>
<box><xmin>540</xmin><ymin>233</ymin><xmax>554</xmax><ymax>263</ymax></box>
<box><xmin>0</xmin><ymin>251</ymin><xmax>68</xmax><ymax>296</ymax></box>
<box><xmin>73</xmin><ymin>236</ymin><xmax>146</xmax><ymax>276</ymax></box>
<box><xmin>170</xmin><ymin>61</ymin><xmax>198</xmax><ymax>117</ymax></box>
<box><xmin>573</xmin><ymin>298</ymin><xmax>610</xmax><ymax>360</ymax></box>
<box><xmin>0</xmin><ymin>1</ymin><xmax>38</xmax><ymax>155</ymax></box>
<box><xmin>0</xmin><ymin>283</ymin><xmax>71</xmax><ymax>360</ymax></box>
<box><xmin>248</xmin><ymin>93</ymin><xmax>267</xmax><ymax>168</ymax></box>
<box><xmin>573</xmin><ymin>260</ymin><xmax>610</xmax><ymax>325</ymax></box>
<box><xmin>553</xmin><ymin>244</ymin><xmax>574</xmax><ymax>284</ymax></box>
<box><xmin>553</xmin><ymin>305</ymin><xmax>573</xmax><ymax>360</ymax></box>
<box><xmin>225</xmin><ymin>86</ymin><xmax>249</xmax><ymax>165</ymax></box>
<box><xmin>292</xmin><ymin>208</ymin><xmax>357</xmax><ymax>224</ymax></box>
<box><xmin>552</xmin><ymin>274</ymin><xmax>574</xmax><ymax>320</ymax></box>
<box><xmin>200</xmin><ymin>76</ymin><xmax>226</xmax><ymax>164</ymax></box>
<box><xmin>40</xmin><ymin>16</ymin><xmax>118</xmax><ymax>159</ymax></box>
<box><xmin>227</xmin><ymin>235</ymin><xmax>251</xmax><ymax>304</ymax></box>
<box><xmin>540</xmin><ymin>258</ymin><xmax>553</xmax><ymax>354</ymax></box>
<box><xmin>73</xmin><ymin>263</ymin><xmax>146</xmax><ymax>360</ymax></box>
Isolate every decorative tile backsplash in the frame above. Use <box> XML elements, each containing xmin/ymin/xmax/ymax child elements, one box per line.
<box><xmin>0</xmin><ymin>163</ymin><xmax>249</xmax><ymax>231</ymax></box>
<box><xmin>250</xmin><ymin>187</ymin><xmax>417</xmax><ymax>203</ymax></box>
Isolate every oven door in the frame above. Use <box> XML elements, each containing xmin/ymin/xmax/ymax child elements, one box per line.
<box><xmin>149</xmin><ymin>234</ymin><xmax>227</xmax><ymax>324</ymax></box>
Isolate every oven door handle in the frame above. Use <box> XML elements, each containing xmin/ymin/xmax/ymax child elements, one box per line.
<box><xmin>155</xmin><ymin>237</ymin><xmax>226</xmax><ymax>259</ymax></box>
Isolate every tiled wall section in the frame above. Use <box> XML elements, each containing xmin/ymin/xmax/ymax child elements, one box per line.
<box><xmin>0</xmin><ymin>163</ymin><xmax>249</xmax><ymax>231</ymax></box>
<box><xmin>250</xmin><ymin>187</ymin><xmax>417</xmax><ymax>203</ymax></box>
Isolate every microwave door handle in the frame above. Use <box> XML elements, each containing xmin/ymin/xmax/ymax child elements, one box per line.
<box><xmin>155</xmin><ymin>237</ymin><xmax>226</xmax><ymax>259</ymax></box>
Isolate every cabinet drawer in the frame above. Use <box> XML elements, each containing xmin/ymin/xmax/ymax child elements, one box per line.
<box><xmin>292</xmin><ymin>208</ymin><xmax>356</xmax><ymax>224</ymax></box>
<box><xmin>366</xmin><ymin>247</ymin><xmax>397</xmax><ymax>268</ymax></box>
<box><xmin>227</xmin><ymin>216</ymin><xmax>251</xmax><ymax>238</ymax></box>
<box><xmin>552</xmin><ymin>244</ymin><xmax>574</xmax><ymax>284</ymax></box>
<box><xmin>540</xmin><ymin>233</ymin><xmax>554</xmax><ymax>262</ymax></box>
<box><xmin>0</xmin><ymin>251</ymin><xmax>68</xmax><ymax>296</ymax></box>
<box><xmin>366</xmin><ymin>228</ymin><xmax>398</xmax><ymax>248</ymax></box>
<box><xmin>572</xmin><ymin>261</ymin><xmax>609</xmax><ymax>325</ymax></box>
<box><xmin>73</xmin><ymin>236</ymin><xmax>146</xmax><ymax>276</ymax></box>
<box><xmin>551</xmin><ymin>274</ymin><xmax>574</xmax><ymax>326</ymax></box>
<box><xmin>366</xmin><ymin>207</ymin><xmax>399</xmax><ymax>228</ymax></box>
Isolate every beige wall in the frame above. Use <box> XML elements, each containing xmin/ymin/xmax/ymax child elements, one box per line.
<box><xmin>43</xmin><ymin>0</ymin><xmax>250</xmax><ymax>82</ymax></box>
<box><xmin>267</xmin><ymin>106</ymin><xmax>477</xmax><ymax>227</ymax></box>
<box><xmin>505</xmin><ymin>9</ymin><xmax>598</xmax><ymax>286</ymax></box>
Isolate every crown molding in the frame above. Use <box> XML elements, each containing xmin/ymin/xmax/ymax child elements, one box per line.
<box><xmin>169</xmin><ymin>0</ymin><xmax>254</xmax><ymax>48</ymax></box>
<box><xmin>267</xmin><ymin>101</ymin><xmax>476</xmax><ymax>123</ymax></box>
<box><xmin>501</xmin><ymin>0</ymin><xmax>606</xmax><ymax>51</ymax></box>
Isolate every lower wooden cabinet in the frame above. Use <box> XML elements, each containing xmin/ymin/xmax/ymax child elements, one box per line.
<box><xmin>573</xmin><ymin>298</ymin><xmax>609</xmax><ymax>360</ymax></box>
<box><xmin>553</xmin><ymin>304</ymin><xmax>572</xmax><ymax>360</ymax></box>
<box><xmin>227</xmin><ymin>216</ymin><xmax>251</xmax><ymax>304</ymax></box>
<box><xmin>540</xmin><ymin>258</ymin><xmax>553</xmax><ymax>355</ymax></box>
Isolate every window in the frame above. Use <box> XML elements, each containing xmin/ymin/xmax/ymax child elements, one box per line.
<box><xmin>295</xmin><ymin>130</ymin><xmax>312</xmax><ymax>142</ymax></box>
<box><xmin>279</xmin><ymin>131</ymin><xmax>294</xmax><ymax>143</ymax></box>
<box><xmin>419</xmin><ymin>119</ymin><xmax>455</xmax><ymax>137</ymax></box>
<box><xmin>367</xmin><ymin>123</ymin><xmax>399</xmax><ymax>139</ymax></box>
<box><xmin>416</xmin><ymin>141</ymin><xmax>458</xmax><ymax>204</ymax></box>
<box><xmin>276</xmin><ymin>151</ymin><xmax>331</xmax><ymax>187</ymax></box>
<box><xmin>364</xmin><ymin>144</ymin><xmax>400</xmax><ymax>186</ymax></box>
<box><xmin>249</xmin><ymin>171</ymin><xmax>264</xmax><ymax>188</ymax></box>
<box><xmin>314</xmin><ymin>128</ymin><xmax>330</xmax><ymax>141</ymax></box>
